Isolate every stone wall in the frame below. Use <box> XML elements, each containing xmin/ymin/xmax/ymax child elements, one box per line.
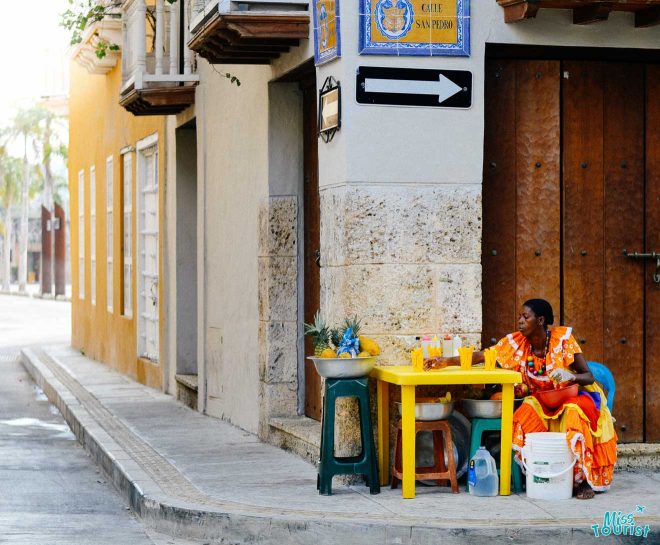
<box><xmin>318</xmin><ymin>182</ymin><xmax>483</xmax><ymax>458</ymax></box>
<box><xmin>258</xmin><ymin>196</ymin><xmax>299</xmax><ymax>438</ymax></box>
<box><xmin>320</xmin><ymin>183</ymin><xmax>483</xmax><ymax>363</ymax></box>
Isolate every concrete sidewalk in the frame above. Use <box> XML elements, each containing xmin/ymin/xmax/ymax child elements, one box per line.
<box><xmin>21</xmin><ymin>345</ymin><xmax>660</xmax><ymax>545</ymax></box>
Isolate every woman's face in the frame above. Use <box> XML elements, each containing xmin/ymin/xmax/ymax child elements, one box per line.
<box><xmin>518</xmin><ymin>306</ymin><xmax>543</xmax><ymax>337</ymax></box>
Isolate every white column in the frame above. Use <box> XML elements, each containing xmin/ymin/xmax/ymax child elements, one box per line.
<box><xmin>169</xmin><ymin>0</ymin><xmax>180</xmax><ymax>75</ymax></box>
<box><xmin>183</xmin><ymin>0</ymin><xmax>192</xmax><ymax>75</ymax></box>
<box><xmin>155</xmin><ymin>0</ymin><xmax>164</xmax><ymax>75</ymax></box>
<box><xmin>136</xmin><ymin>0</ymin><xmax>147</xmax><ymax>87</ymax></box>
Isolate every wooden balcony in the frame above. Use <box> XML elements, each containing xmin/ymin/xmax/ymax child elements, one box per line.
<box><xmin>496</xmin><ymin>0</ymin><xmax>660</xmax><ymax>26</ymax></box>
<box><xmin>119</xmin><ymin>0</ymin><xmax>199</xmax><ymax>116</ymax></box>
<box><xmin>188</xmin><ymin>0</ymin><xmax>309</xmax><ymax>65</ymax></box>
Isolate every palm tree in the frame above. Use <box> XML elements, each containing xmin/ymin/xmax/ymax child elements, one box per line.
<box><xmin>11</xmin><ymin>106</ymin><xmax>49</xmax><ymax>292</ymax></box>
<box><xmin>0</xmin><ymin>154</ymin><xmax>23</xmax><ymax>291</ymax></box>
<box><xmin>33</xmin><ymin>107</ymin><xmax>68</xmax><ymax>293</ymax></box>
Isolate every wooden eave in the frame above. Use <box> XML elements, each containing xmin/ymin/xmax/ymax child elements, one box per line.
<box><xmin>496</xmin><ymin>0</ymin><xmax>660</xmax><ymax>26</ymax></box>
<box><xmin>188</xmin><ymin>10</ymin><xmax>309</xmax><ymax>65</ymax></box>
<box><xmin>119</xmin><ymin>86</ymin><xmax>196</xmax><ymax>116</ymax></box>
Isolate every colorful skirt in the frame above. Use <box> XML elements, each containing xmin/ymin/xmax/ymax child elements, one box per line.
<box><xmin>512</xmin><ymin>384</ymin><xmax>617</xmax><ymax>492</ymax></box>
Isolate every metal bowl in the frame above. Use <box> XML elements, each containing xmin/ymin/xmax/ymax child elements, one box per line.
<box><xmin>307</xmin><ymin>356</ymin><xmax>376</xmax><ymax>379</ymax></box>
<box><xmin>461</xmin><ymin>399</ymin><xmax>502</xmax><ymax>418</ymax></box>
<box><xmin>396</xmin><ymin>399</ymin><xmax>454</xmax><ymax>421</ymax></box>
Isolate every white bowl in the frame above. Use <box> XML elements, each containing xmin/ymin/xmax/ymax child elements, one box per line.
<box><xmin>307</xmin><ymin>356</ymin><xmax>376</xmax><ymax>379</ymax></box>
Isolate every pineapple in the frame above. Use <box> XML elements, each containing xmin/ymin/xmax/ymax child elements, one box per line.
<box><xmin>342</xmin><ymin>316</ymin><xmax>361</xmax><ymax>338</ymax></box>
<box><xmin>329</xmin><ymin>328</ymin><xmax>342</xmax><ymax>350</ymax></box>
<box><xmin>304</xmin><ymin>311</ymin><xmax>331</xmax><ymax>356</ymax></box>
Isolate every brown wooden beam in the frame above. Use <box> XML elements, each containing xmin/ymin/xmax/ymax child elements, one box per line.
<box><xmin>497</xmin><ymin>0</ymin><xmax>541</xmax><ymax>23</ymax></box>
<box><xmin>635</xmin><ymin>6</ymin><xmax>660</xmax><ymax>26</ymax></box>
<box><xmin>573</xmin><ymin>2</ymin><xmax>612</xmax><ymax>24</ymax></box>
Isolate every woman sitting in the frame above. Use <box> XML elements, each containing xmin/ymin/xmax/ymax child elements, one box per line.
<box><xmin>424</xmin><ymin>298</ymin><xmax>617</xmax><ymax>499</ymax></box>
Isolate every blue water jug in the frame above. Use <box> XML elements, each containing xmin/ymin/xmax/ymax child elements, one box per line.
<box><xmin>468</xmin><ymin>446</ymin><xmax>499</xmax><ymax>496</ymax></box>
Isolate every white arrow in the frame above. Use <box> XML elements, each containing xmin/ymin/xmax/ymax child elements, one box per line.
<box><xmin>364</xmin><ymin>74</ymin><xmax>463</xmax><ymax>103</ymax></box>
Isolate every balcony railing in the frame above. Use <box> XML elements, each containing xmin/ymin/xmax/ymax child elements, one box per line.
<box><xmin>120</xmin><ymin>0</ymin><xmax>200</xmax><ymax>115</ymax></box>
<box><xmin>188</xmin><ymin>0</ymin><xmax>309</xmax><ymax>65</ymax></box>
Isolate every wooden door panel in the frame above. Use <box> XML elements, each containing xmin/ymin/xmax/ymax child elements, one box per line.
<box><xmin>482</xmin><ymin>60</ymin><xmax>517</xmax><ymax>346</ymax></box>
<box><xmin>646</xmin><ymin>64</ymin><xmax>660</xmax><ymax>442</ymax></box>
<box><xmin>603</xmin><ymin>63</ymin><xmax>645</xmax><ymax>442</ymax></box>
<box><xmin>515</xmin><ymin>61</ymin><xmax>561</xmax><ymax>319</ymax></box>
<box><xmin>303</xmin><ymin>79</ymin><xmax>322</xmax><ymax>421</ymax></box>
<box><xmin>562</xmin><ymin>61</ymin><xmax>605</xmax><ymax>363</ymax></box>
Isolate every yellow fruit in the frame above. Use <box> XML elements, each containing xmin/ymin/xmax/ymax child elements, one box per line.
<box><xmin>359</xmin><ymin>336</ymin><xmax>381</xmax><ymax>356</ymax></box>
<box><xmin>320</xmin><ymin>348</ymin><xmax>338</xmax><ymax>358</ymax></box>
<box><xmin>339</xmin><ymin>352</ymin><xmax>352</xmax><ymax>359</ymax></box>
<box><xmin>357</xmin><ymin>351</ymin><xmax>371</xmax><ymax>358</ymax></box>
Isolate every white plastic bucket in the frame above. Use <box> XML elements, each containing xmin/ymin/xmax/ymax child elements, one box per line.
<box><xmin>521</xmin><ymin>432</ymin><xmax>577</xmax><ymax>500</ymax></box>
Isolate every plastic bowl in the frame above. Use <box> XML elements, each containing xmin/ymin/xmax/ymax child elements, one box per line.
<box><xmin>396</xmin><ymin>398</ymin><xmax>454</xmax><ymax>421</ymax></box>
<box><xmin>307</xmin><ymin>356</ymin><xmax>376</xmax><ymax>379</ymax></box>
<box><xmin>461</xmin><ymin>399</ymin><xmax>502</xmax><ymax>418</ymax></box>
<box><xmin>536</xmin><ymin>383</ymin><xmax>579</xmax><ymax>409</ymax></box>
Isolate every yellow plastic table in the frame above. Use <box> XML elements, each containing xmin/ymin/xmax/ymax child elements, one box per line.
<box><xmin>371</xmin><ymin>365</ymin><xmax>522</xmax><ymax>499</ymax></box>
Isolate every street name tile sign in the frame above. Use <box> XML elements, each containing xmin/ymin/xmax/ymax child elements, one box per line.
<box><xmin>356</xmin><ymin>66</ymin><xmax>472</xmax><ymax>108</ymax></box>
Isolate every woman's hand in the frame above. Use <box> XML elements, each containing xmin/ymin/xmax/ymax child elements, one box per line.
<box><xmin>423</xmin><ymin>357</ymin><xmax>451</xmax><ymax>371</ymax></box>
<box><xmin>549</xmin><ymin>368</ymin><xmax>576</xmax><ymax>384</ymax></box>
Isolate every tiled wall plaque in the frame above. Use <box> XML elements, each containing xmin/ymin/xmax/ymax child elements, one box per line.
<box><xmin>359</xmin><ymin>0</ymin><xmax>470</xmax><ymax>57</ymax></box>
<box><xmin>313</xmin><ymin>0</ymin><xmax>341</xmax><ymax>65</ymax></box>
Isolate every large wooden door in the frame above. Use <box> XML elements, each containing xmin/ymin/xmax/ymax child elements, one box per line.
<box><xmin>483</xmin><ymin>58</ymin><xmax>659</xmax><ymax>443</ymax></box>
<box><xmin>646</xmin><ymin>65</ymin><xmax>660</xmax><ymax>442</ymax></box>
<box><xmin>302</xmin><ymin>76</ymin><xmax>322</xmax><ymax>421</ymax></box>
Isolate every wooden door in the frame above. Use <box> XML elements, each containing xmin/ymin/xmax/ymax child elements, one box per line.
<box><xmin>483</xmin><ymin>58</ymin><xmax>655</xmax><ymax>442</ymax></box>
<box><xmin>646</xmin><ymin>65</ymin><xmax>660</xmax><ymax>442</ymax></box>
<box><xmin>562</xmin><ymin>61</ymin><xmax>645</xmax><ymax>442</ymax></box>
<box><xmin>302</xmin><ymin>77</ymin><xmax>322</xmax><ymax>421</ymax></box>
<box><xmin>482</xmin><ymin>59</ymin><xmax>561</xmax><ymax>346</ymax></box>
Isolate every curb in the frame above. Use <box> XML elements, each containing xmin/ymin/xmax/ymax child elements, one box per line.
<box><xmin>20</xmin><ymin>347</ymin><xmax>660</xmax><ymax>545</ymax></box>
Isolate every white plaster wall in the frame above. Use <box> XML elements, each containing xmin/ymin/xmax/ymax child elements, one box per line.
<box><xmin>317</xmin><ymin>3</ymin><xmax>660</xmax><ymax>188</ymax></box>
<box><xmin>197</xmin><ymin>62</ymin><xmax>273</xmax><ymax>433</ymax></box>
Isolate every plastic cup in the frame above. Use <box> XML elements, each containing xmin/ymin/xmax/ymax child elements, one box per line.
<box><xmin>484</xmin><ymin>348</ymin><xmax>497</xmax><ymax>370</ymax></box>
<box><xmin>411</xmin><ymin>348</ymin><xmax>424</xmax><ymax>371</ymax></box>
<box><xmin>458</xmin><ymin>346</ymin><xmax>474</xmax><ymax>370</ymax></box>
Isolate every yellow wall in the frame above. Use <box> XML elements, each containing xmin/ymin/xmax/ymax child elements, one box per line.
<box><xmin>69</xmin><ymin>60</ymin><xmax>165</xmax><ymax>389</ymax></box>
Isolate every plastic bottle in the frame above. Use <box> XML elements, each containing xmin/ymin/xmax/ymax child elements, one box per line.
<box><xmin>442</xmin><ymin>335</ymin><xmax>453</xmax><ymax>357</ymax></box>
<box><xmin>421</xmin><ymin>335</ymin><xmax>431</xmax><ymax>358</ymax></box>
<box><xmin>452</xmin><ymin>335</ymin><xmax>462</xmax><ymax>357</ymax></box>
<box><xmin>468</xmin><ymin>446</ymin><xmax>499</xmax><ymax>496</ymax></box>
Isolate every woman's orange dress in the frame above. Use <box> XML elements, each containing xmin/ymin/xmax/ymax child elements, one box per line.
<box><xmin>494</xmin><ymin>326</ymin><xmax>617</xmax><ymax>491</ymax></box>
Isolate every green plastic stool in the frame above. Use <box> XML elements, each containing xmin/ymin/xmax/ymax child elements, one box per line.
<box><xmin>467</xmin><ymin>417</ymin><xmax>523</xmax><ymax>493</ymax></box>
<box><xmin>317</xmin><ymin>377</ymin><xmax>380</xmax><ymax>496</ymax></box>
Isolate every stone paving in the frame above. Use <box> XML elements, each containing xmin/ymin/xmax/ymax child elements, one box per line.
<box><xmin>20</xmin><ymin>343</ymin><xmax>660</xmax><ymax>545</ymax></box>
<box><xmin>0</xmin><ymin>346</ymin><xmax>197</xmax><ymax>545</ymax></box>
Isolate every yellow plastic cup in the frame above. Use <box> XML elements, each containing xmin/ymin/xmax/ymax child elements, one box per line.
<box><xmin>484</xmin><ymin>347</ymin><xmax>497</xmax><ymax>370</ymax></box>
<box><xmin>458</xmin><ymin>345</ymin><xmax>475</xmax><ymax>370</ymax></box>
<box><xmin>411</xmin><ymin>348</ymin><xmax>424</xmax><ymax>371</ymax></box>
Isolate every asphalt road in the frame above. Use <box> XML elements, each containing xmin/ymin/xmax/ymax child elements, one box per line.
<box><xmin>0</xmin><ymin>295</ymin><xmax>196</xmax><ymax>545</ymax></box>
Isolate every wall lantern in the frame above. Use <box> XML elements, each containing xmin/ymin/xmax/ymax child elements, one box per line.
<box><xmin>318</xmin><ymin>76</ymin><xmax>341</xmax><ymax>143</ymax></box>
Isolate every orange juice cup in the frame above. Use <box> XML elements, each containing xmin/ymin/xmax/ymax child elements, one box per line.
<box><xmin>411</xmin><ymin>348</ymin><xmax>424</xmax><ymax>371</ymax></box>
<box><xmin>484</xmin><ymin>347</ymin><xmax>497</xmax><ymax>370</ymax></box>
<box><xmin>458</xmin><ymin>346</ymin><xmax>474</xmax><ymax>370</ymax></box>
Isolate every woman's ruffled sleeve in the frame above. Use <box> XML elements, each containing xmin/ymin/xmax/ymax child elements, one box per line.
<box><xmin>493</xmin><ymin>332</ymin><xmax>525</xmax><ymax>370</ymax></box>
<box><xmin>562</xmin><ymin>334</ymin><xmax>582</xmax><ymax>366</ymax></box>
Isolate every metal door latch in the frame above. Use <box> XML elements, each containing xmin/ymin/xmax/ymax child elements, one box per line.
<box><xmin>623</xmin><ymin>250</ymin><xmax>660</xmax><ymax>284</ymax></box>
